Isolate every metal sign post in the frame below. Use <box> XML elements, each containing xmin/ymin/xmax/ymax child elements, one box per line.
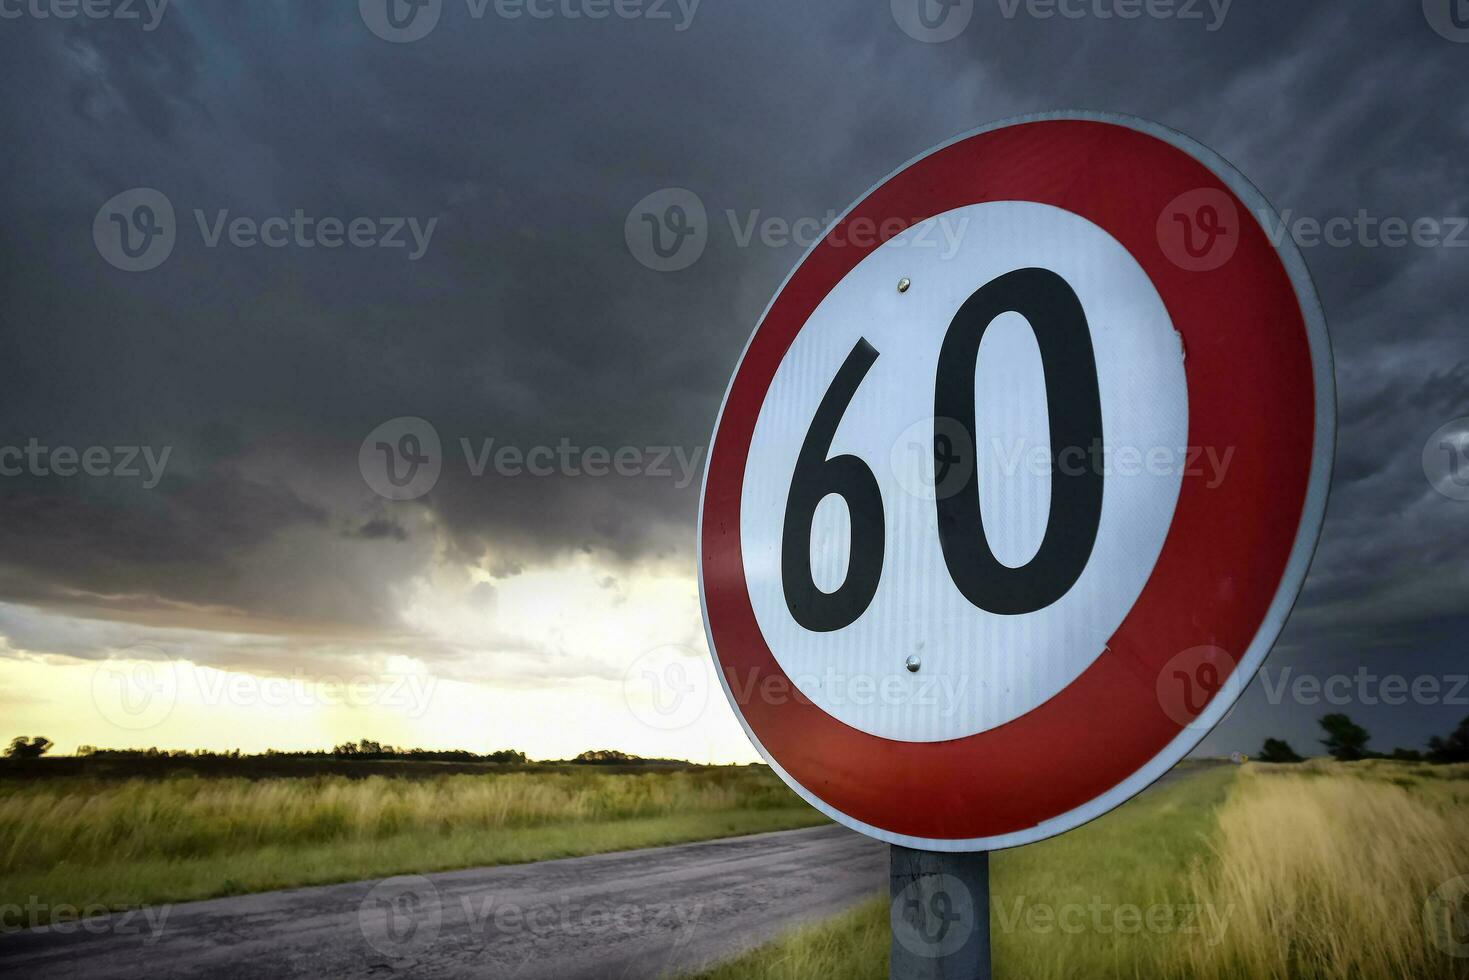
<box><xmin>890</xmin><ymin>846</ymin><xmax>990</xmax><ymax>980</ymax></box>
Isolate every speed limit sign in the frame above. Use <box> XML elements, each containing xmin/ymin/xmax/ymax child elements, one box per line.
<box><xmin>698</xmin><ymin>112</ymin><xmax>1333</xmax><ymax>850</ymax></box>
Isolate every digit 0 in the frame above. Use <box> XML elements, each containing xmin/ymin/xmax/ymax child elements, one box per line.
<box><xmin>934</xmin><ymin>268</ymin><xmax>1103</xmax><ymax>615</ymax></box>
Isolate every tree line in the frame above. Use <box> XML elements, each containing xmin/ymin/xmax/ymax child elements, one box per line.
<box><xmin>1257</xmin><ymin>713</ymin><xmax>1469</xmax><ymax>764</ymax></box>
<box><xmin>3</xmin><ymin>737</ymin><xmax>691</xmax><ymax>767</ymax></box>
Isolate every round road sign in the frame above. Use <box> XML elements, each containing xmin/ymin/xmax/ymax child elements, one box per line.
<box><xmin>698</xmin><ymin>112</ymin><xmax>1333</xmax><ymax>850</ymax></box>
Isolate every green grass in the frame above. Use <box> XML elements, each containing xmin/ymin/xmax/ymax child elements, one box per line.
<box><xmin>686</xmin><ymin>896</ymin><xmax>890</xmax><ymax>980</ymax></box>
<box><xmin>0</xmin><ymin>767</ymin><xmax>826</xmax><ymax>922</ymax></box>
<box><xmin>682</xmin><ymin>764</ymin><xmax>1237</xmax><ymax>980</ymax></box>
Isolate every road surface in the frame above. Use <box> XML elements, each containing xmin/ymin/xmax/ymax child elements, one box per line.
<box><xmin>0</xmin><ymin>824</ymin><xmax>886</xmax><ymax>979</ymax></box>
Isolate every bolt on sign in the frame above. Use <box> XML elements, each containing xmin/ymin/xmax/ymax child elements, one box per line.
<box><xmin>698</xmin><ymin>112</ymin><xmax>1333</xmax><ymax>851</ymax></box>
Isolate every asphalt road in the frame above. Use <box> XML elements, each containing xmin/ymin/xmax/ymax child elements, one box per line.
<box><xmin>0</xmin><ymin>824</ymin><xmax>887</xmax><ymax>980</ymax></box>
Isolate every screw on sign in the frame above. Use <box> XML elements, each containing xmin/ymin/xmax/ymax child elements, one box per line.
<box><xmin>697</xmin><ymin>112</ymin><xmax>1334</xmax><ymax>979</ymax></box>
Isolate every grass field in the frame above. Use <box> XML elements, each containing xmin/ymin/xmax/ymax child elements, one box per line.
<box><xmin>684</xmin><ymin>761</ymin><xmax>1469</xmax><ymax>980</ymax></box>
<box><xmin>0</xmin><ymin>766</ymin><xmax>825</xmax><ymax>923</ymax></box>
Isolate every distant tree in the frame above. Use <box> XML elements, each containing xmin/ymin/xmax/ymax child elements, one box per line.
<box><xmin>1258</xmin><ymin>738</ymin><xmax>1304</xmax><ymax>763</ymax></box>
<box><xmin>333</xmin><ymin>739</ymin><xmax>394</xmax><ymax>757</ymax></box>
<box><xmin>4</xmin><ymin>736</ymin><xmax>54</xmax><ymax>759</ymax></box>
<box><xmin>575</xmin><ymin>749</ymin><xmax>638</xmax><ymax>764</ymax></box>
<box><xmin>326</xmin><ymin>740</ymin><xmax>526</xmax><ymax>763</ymax></box>
<box><xmin>1318</xmin><ymin>713</ymin><xmax>1371</xmax><ymax>761</ymax></box>
<box><xmin>1428</xmin><ymin>715</ymin><xmax>1469</xmax><ymax>764</ymax></box>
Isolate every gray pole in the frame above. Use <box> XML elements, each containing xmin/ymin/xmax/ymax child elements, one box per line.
<box><xmin>889</xmin><ymin>845</ymin><xmax>991</xmax><ymax>980</ymax></box>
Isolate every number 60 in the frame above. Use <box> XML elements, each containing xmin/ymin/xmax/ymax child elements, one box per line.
<box><xmin>781</xmin><ymin>268</ymin><xmax>1105</xmax><ymax>632</ymax></box>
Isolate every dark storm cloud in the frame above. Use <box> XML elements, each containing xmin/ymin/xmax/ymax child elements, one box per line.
<box><xmin>0</xmin><ymin>1</ymin><xmax>1466</xmax><ymax>748</ymax></box>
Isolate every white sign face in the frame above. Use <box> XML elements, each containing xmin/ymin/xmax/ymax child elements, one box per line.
<box><xmin>739</xmin><ymin>201</ymin><xmax>1188</xmax><ymax>742</ymax></box>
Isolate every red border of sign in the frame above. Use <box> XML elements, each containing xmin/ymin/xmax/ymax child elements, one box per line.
<box><xmin>699</xmin><ymin>115</ymin><xmax>1330</xmax><ymax>846</ymax></box>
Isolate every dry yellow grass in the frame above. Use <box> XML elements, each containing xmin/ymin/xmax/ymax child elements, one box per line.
<box><xmin>0</xmin><ymin>767</ymin><xmax>825</xmax><ymax>917</ymax></box>
<box><xmin>0</xmin><ymin>768</ymin><xmax>792</xmax><ymax>871</ymax></box>
<box><xmin>687</xmin><ymin>761</ymin><xmax>1469</xmax><ymax>980</ymax></box>
<box><xmin>1168</xmin><ymin>760</ymin><xmax>1469</xmax><ymax>980</ymax></box>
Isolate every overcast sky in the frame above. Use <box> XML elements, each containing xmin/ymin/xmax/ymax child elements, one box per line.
<box><xmin>0</xmin><ymin>1</ymin><xmax>1466</xmax><ymax>761</ymax></box>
